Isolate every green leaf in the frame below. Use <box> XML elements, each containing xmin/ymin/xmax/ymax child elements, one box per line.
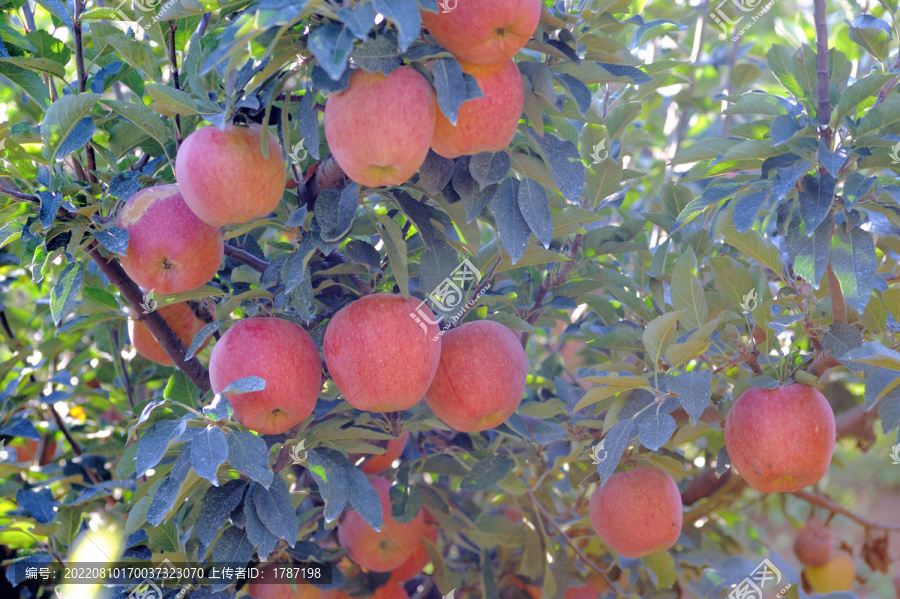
<box><xmin>642</xmin><ymin>311</ymin><xmax>683</xmax><ymax>365</ymax></box>
<box><xmin>460</xmin><ymin>456</ymin><xmax>513</xmax><ymax>491</ymax></box>
<box><xmin>671</xmin><ymin>247</ymin><xmax>708</xmax><ymax>330</ymax></box>
<box><xmin>830</xmin><ymin>224</ymin><xmax>876</xmax><ymax>314</ymax></box>
<box><xmin>50</xmin><ymin>261</ymin><xmax>84</xmax><ymax>326</ymax></box>
<box><xmin>0</xmin><ymin>56</ymin><xmax>66</xmax><ymax>79</ymax></box>
<box><xmin>375</xmin><ymin>213</ymin><xmax>409</xmax><ymax>298</ymax></box>
<box><xmin>516</xmin><ymin>179</ymin><xmax>552</xmax><ymax>249</ymax></box>
<box><xmin>720</xmin><ymin>224</ymin><xmax>783</xmax><ymax>273</ymax></box>
<box><xmin>644</xmin><ymin>551</ymin><xmax>676</xmax><ymax>589</ymax></box>
<box><xmin>834</xmin><ymin>73</ymin><xmax>895</xmax><ymax>124</ymax></box>
<box><xmin>145</xmin><ymin>82</ymin><xmax>214</xmax><ymax>116</ymax></box>
<box><xmin>766</xmin><ymin>44</ymin><xmax>804</xmax><ymax>99</ymax></box>
<box><xmin>40</xmin><ymin>93</ymin><xmax>100</xmax><ymax>162</ymax></box>
<box><xmin>848</xmin><ymin>14</ymin><xmax>892</xmax><ymax>60</ymax></box>
<box><xmin>101</xmin><ymin>99</ymin><xmax>173</xmax><ymax>161</ymax></box>
<box><xmin>225</xmin><ymin>431</ymin><xmax>274</xmax><ymax>488</ymax></box>
<box><xmin>191</xmin><ymin>426</ymin><xmax>229</xmax><ymax>486</ymax></box>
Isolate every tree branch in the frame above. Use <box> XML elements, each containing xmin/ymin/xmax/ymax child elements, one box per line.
<box><xmin>167</xmin><ymin>22</ymin><xmax>183</xmax><ymax>148</ymax></box>
<box><xmin>812</xmin><ymin>0</ymin><xmax>831</xmax><ymax>143</ymax></box>
<box><xmin>224</xmin><ymin>244</ymin><xmax>269</xmax><ymax>273</ymax></box>
<box><xmin>88</xmin><ymin>245</ymin><xmax>211</xmax><ymax>392</ymax></box>
<box><xmin>793</xmin><ymin>490</ymin><xmax>900</xmax><ymax>531</ymax></box>
<box><xmin>72</xmin><ymin>0</ymin><xmax>97</xmax><ymax>183</ymax></box>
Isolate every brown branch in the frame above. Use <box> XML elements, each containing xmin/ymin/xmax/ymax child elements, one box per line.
<box><xmin>526</xmin><ymin>491</ymin><xmax>619</xmax><ymax>595</ymax></box>
<box><xmin>296</xmin><ymin>154</ymin><xmax>346</xmax><ymax>209</ymax></box>
<box><xmin>793</xmin><ymin>490</ymin><xmax>900</xmax><ymax>531</ymax></box>
<box><xmin>88</xmin><ymin>245</ymin><xmax>211</xmax><ymax>392</ymax></box>
<box><xmin>224</xmin><ymin>244</ymin><xmax>269</xmax><ymax>273</ymax></box>
<box><xmin>167</xmin><ymin>22</ymin><xmax>183</xmax><ymax>148</ymax></box>
<box><xmin>72</xmin><ymin>0</ymin><xmax>97</xmax><ymax>183</ymax></box>
<box><xmin>328</xmin><ymin>250</ymin><xmax>373</xmax><ymax>295</ymax></box>
<box><xmin>807</xmin><ymin>349</ymin><xmax>841</xmax><ymax>377</ymax></box>
<box><xmin>812</xmin><ymin>0</ymin><xmax>831</xmax><ymax>144</ymax></box>
<box><xmin>520</xmin><ymin>234</ymin><xmax>584</xmax><ymax>347</ymax></box>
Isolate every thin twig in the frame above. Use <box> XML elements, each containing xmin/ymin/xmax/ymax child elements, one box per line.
<box><xmin>72</xmin><ymin>0</ymin><xmax>98</xmax><ymax>183</ymax></box>
<box><xmin>224</xmin><ymin>244</ymin><xmax>269</xmax><ymax>273</ymax></box>
<box><xmin>110</xmin><ymin>328</ymin><xmax>135</xmax><ymax>409</ymax></box>
<box><xmin>167</xmin><ymin>21</ymin><xmax>183</xmax><ymax>147</ymax></box>
<box><xmin>794</xmin><ymin>490</ymin><xmax>900</xmax><ymax>531</ymax></box>
<box><xmin>196</xmin><ymin>12</ymin><xmax>211</xmax><ymax>36</ymax></box>
<box><xmin>526</xmin><ymin>491</ymin><xmax>619</xmax><ymax>594</ymax></box>
<box><xmin>812</xmin><ymin>0</ymin><xmax>831</xmax><ymax>141</ymax></box>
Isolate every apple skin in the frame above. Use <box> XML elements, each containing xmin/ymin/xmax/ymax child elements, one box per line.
<box><xmin>325</xmin><ymin>584</ymin><xmax>408</xmax><ymax>599</ymax></box>
<box><xmin>724</xmin><ymin>383</ymin><xmax>835</xmax><ymax>493</ymax></box>
<box><xmin>116</xmin><ymin>184</ymin><xmax>224</xmax><ymax>295</ymax></box>
<box><xmin>563</xmin><ymin>584</ymin><xmax>609</xmax><ymax>599</ymax></box>
<box><xmin>424</xmin><ymin>320</ymin><xmax>527</xmax><ymax>432</ymax></box>
<box><xmin>804</xmin><ymin>550</ymin><xmax>855</xmax><ymax>593</ymax></box>
<box><xmin>388</xmin><ymin>522</ymin><xmax>439</xmax><ymax>583</ymax></box>
<box><xmin>337</xmin><ymin>477</ymin><xmax>424</xmax><ymax>573</ymax></box>
<box><xmin>360</xmin><ymin>431</ymin><xmax>411</xmax><ymax>475</ymax></box>
<box><xmin>245</xmin><ymin>566</ymin><xmax>325</xmax><ymax>598</ymax></box>
<box><xmin>588</xmin><ymin>466</ymin><xmax>683</xmax><ymax>558</ymax></box>
<box><xmin>324</xmin><ymin>68</ymin><xmax>436</xmax><ymax>188</ymax></box>
<box><xmin>209</xmin><ymin>317</ymin><xmax>322</xmax><ymax>435</ymax></box>
<box><xmin>176</xmin><ymin>123</ymin><xmax>285</xmax><ymax>226</ymax></box>
<box><xmin>430</xmin><ymin>58</ymin><xmax>524</xmax><ymax>159</ymax></box>
<box><xmin>793</xmin><ymin>516</ymin><xmax>833</xmax><ymax>567</ymax></box>
<box><xmin>128</xmin><ymin>302</ymin><xmax>208</xmax><ymax>366</ymax></box>
<box><xmin>324</xmin><ymin>294</ymin><xmax>441</xmax><ymax>412</ymax></box>
<box><xmin>421</xmin><ymin>0</ymin><xmax>541</xmax><ymax>65</ymax></box>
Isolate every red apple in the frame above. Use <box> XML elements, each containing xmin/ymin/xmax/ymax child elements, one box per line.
<box><xmin>421</xmin><ymin>0</ymin><xmax>541</xmax><ymax>65</ymax></box>
<box><xmin>359</xmin><ymin>431</ymin><xmax>411</xmax><ymax>475</ymax></box>
<box><xmin>564</xmin><ymin>583</ymin><xmax>609</xmax><ymax>599</ymax></box>
<box><xmin>388</xmin><ymin>522</ymin><xmax>439</xmax><ymax>583</ymax></box>
<box><xmin>176</xmin><ymin>123</ymin><xmax>286</xmax><ymax>226</ymax></box>
<box><xmin>337</xmin><ymin>477</ymin><xmax>424</xmax><ymax>572</ymax></box>
<box><xmin>588</xmin><ymin>466</ymin><xmax>683</xmax><ymax>558</ymax></box>
<box><xmin>324</xmin><ymin>294</ymin><xmax>441</xmax><ymax>412</ymax></box>
<box><xmin>128</xmin><ymin>302</ymin><xmax>208</xmax><ymax>366</ymax></box>
<box><xmin>430</xmin><ymin>58</ymin><xmax>524</xmax><ymax>159</ymax></box>
<box><xmin>324</xmin><ymin>68</ymin><xmax>436</xmax><ymax>187</ymax></box>
<box><xmin>325</xmin><ymin>584</ymin><xmax>408</xmax><ymax>599</ymax></box>
<box><xmin>424</xmin><ymin>320</ymin><xmax>527</xmax><ymax>432</ymax></box>
<box><xmin>116</xmin><ymin>184</ymin><xmax>224</xmax><ymax>295</ymax></box>
<box><xmin>793</xmin><ymin>516</ymin><xmax>833</xmax><ymax>567</ymax></box>
<box><xmin>246</xmin><ymin>565</ymin><xmax>325</xmax><ymax>598</ymax></box>
<box><xmin>725</xmin><ymin>384</ymin><xmax>835</xmax><ymax>493</ymax></box>
<box><xmin>209</xmin><ymin>317</ymin><xmax>322</xmax><ymax>435</ymax></box>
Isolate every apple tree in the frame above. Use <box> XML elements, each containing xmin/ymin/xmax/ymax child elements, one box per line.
<box><xmin>2</xmin><ymin>0</ymin><xmax>900</xmax><ymax>598</ymax></box>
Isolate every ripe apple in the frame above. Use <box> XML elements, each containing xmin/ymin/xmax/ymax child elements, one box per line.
<box><xmin>209</xmin><ymin>317</ymin><xmax>322</xmax><ymax>435</ymax></box>
<box><xmin>176</xmin><ymin>123</ymin><xmax>286</xmax><ymax>226</ymax></box>
<box><xmin>588</xmin><ymin>466</ymin><xmax>683</xmax><ymax>558</ymax></box>
<box><xmin>388</xmin><ymin>522</ymin><xmax>439</xmax><ymax>583</ymax></box>
<box><xmin>359</xmin><ymin>431</ymin><xmax>411</xmax><ymax>475</ymax></box>
<box><xmin>324</xmin><ymin>68</ymin><xmax>436</xmax><ymax>187</ymax></box>
<box><xmin>128</xmin><ymin>302</ymin><xmax>208</xmax><ymax>366</ymax></box>
<box><xmin>324</xmin><ymin>583</ymin><xmax>408</xmax><ymax>599</ymax></box>
<box><xmin>792</xmin><ymin>517</ymin><xmax>833</xmax><ymax>567</ymax></box>
<box><xmin>724</xmin><ymin>383</ymin><xmax>835</xmax><ymax>493</ymax></box>
<box><xmin>429</xmin><ymin>58</ymin><xmax>524</xmax><ymax>159</ymax></box>
<box><xmin>324</xmin><ymin>294</ymin><xmax>441</xmax><ymax>412</ymax></box>
<box><xmin>564</xmin><ymin>583</ymin><xmax>609</xmax><ymax>599</ymax></box>
<box><xmin>424</xmin><ymin>320</ymin><xmax>527</xmax><ymax>432</ymax></box>
<box><xmin>337</xmin><ymin>477</ymin><xmax>424</xmax><ymax>572</ymax></box>
<box><xmin>246</xmin><ymin>566</ymin><xmax>325</xmax><ymax>598</ymax></box>
<box><xmin>421</xmin><ymin>0</ymin><xmax>541</xmax><ymax>65</ymax></box>
<box><xmin>804</xmin><ymin>550</ymin><xmax>855</xmax><ymax>593</ymax></box>
<box><xmin>116</xmin><ymin>184</ymin><xmax>224</xmax><ymax>295</ymax></box>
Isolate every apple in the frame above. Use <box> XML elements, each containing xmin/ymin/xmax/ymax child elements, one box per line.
<box><xmin>893</xmin><ymin>572</ymin><xmax>900</xmax><ymax>598</ymax></box>
<box><xmin>128</xmin><ymin>302</ymin><xmax>208</xmax><ymax>366</ymax></box>
<box><xmin>324</xmin><ymin>68</ymin><xmax>436</xmax><ymax>187</ymax></box>
<box><xmin>14</xmin><ymin>438</ymin><xmax>57</xmax><ymax>465</ymax></box>
<box><xmin>116</xmin><ymin>184</ymin><xmax>224</xmax><ymax>295</ymax></box>
<box><xmin>325</xmin><ymin>583</ymin><xmax>408</xmax><ymax>599</ymax></box>
<box><xmin>793</xmin><ymin>516</ymin><xmax>833</xmax><ymax>567</ymax></box>
<box><xmin>429</xmin><ymin>58</ymin><xmax>524</xmax><ymax>159</ymax></box>
<box><xmin>724</xmin><ymin>383</ymin><xmax>835</xmax><ymax>493</ymax></box>
<box><xmin>246</xmin><ymin>566</ymin><xmax>325</xmax><ymax>598</ymax></box>
<box><xmin>209</xmin><ymin>317</ymin><xmax>322</xmax><ymax>435</ymax></box>
<box><xmin>588</xmin><ymin>466</ymin><xmax>683</xmax><ymax>558</ymax></box>
<box><xmin>564</xmin><ymin>583</ymin><xmax>609</xmax><ymax>599</ymax></box>
<box><xmin>388</xmin><ymin>522</ymin><xmax>439</xmax><ymax>583</ymax></box>
<box><xmin>176</xmin><ymin>123</ymin><xmax>286</xmax><ymax>226</ymax></box>
<box><xmin>324</xmin><ymin>294</ymin><xmax>441</xmax><ymax>412</ymax></box>
<box><xmin>359</xmin><ymin>431</ymin><xmax>411</xmax><ymax>475</ymax></box>
<box><xmin>804</xmin><ymin>550</ymin><xmax>855</xmax><ymax>593</ymax></box>
<box><xmin>421</xmin><ymin>0</ymin><xmax>541</xmax><ymax>65</ymax></box>
<box><xmin>424</xmin><ymin>320</ymin><xmax>527</xmax><ymax>432</ymax></box>
<box><xmin>337</xmin><ymin>477</ymin><xmax>424</xmax><ymax>572</ymax></box>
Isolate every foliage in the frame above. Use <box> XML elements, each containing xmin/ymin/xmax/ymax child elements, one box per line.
<box><xmin>1</xmin><ymin>0</ymin><xmax>900</xmax><ymax>598</ymax></box>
